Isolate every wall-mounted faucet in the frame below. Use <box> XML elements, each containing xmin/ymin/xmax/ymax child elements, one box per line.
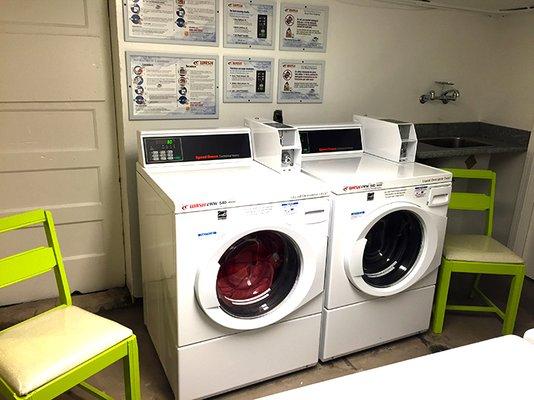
<box><xmin>420</xmin><ymin>81</ymin><xmax>460</xmax><ymax>104</ymax></box>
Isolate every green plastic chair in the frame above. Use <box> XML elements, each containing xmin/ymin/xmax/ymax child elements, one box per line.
<box><xmin>0</xmin><ymin>209</ymin><xmax>141</xmax><ymax>400</ymax></box>
<box><xmin>432</xmin><ymin>169</ymin><xmax>525</xmax><ymax>335</ymax></box>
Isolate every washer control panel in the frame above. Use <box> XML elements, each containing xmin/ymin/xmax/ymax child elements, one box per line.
<box><xmin>144</xmin><ymin>137</ymin><xmax>183</xmax><ymax>163</ymax></box>
<box><xmin>142</xmin><ymin>132</ymin><xmax>251</xmax><ymax>165</ymax></box>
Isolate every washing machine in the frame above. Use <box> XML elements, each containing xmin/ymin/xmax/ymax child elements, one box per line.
<box><xmin>136</xmin><ymin>128</ymin><xmax>330</xmax><ymax>399</ymax></box>
<box><xmin>294</xmin><ymin>122</ymin><xmax>452</xmax><ymax>361</ymax></box>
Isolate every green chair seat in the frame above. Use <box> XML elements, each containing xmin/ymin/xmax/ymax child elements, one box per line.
<box><xmin>444</xmin><ymin>234</ymin><xmax>524</xmax><ymax>264</ymax></box>
<box><xmin>0</xmin><ymin>306</ymin><xmax>132</xmax><ymax>396</ymax></box>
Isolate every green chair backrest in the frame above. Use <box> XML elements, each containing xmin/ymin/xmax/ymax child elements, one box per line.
<box><xmin>0</xmin><ymin>209</ymin><xmax>71</xmax><ymax>306</ymax></box>
<box><xmin>444</xmin><ymin>168</ymin><xmax>496</xmax><ymax>237</ymax></box>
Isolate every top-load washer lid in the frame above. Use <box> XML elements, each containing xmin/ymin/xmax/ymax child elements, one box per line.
<box><xmin>136</xmin><ymin>128</ymin><xmax>329</xmax><ymax>213</ymax></box>
<box><xmin>302</xmin><ymin>153</ymin><xmax>451</xmax><ymax>194</ymax></box>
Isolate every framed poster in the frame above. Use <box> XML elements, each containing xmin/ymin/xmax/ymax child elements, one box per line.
<box><xmin>223</xmin><ymin>0</ymin><xmax>275</xmax><ymax>49</ymax></box>
<box><xmin>123</xmin><ymin>0</ymin><xmax>218</xmax><ymax>46</ymax></box>
<box><xmin>126</xmin><ymin>52</ymin><xmax>218</xmax><ymax>120</ymax></box>
<box><xmin>223</xmin><ymin>57</ymin><xmax>274</xmax><ymax>103</ymax></box>
<box><xmin>279</xmin><ymin>3</ymin><xmax>328</xmax><ymax>52</ymax></box>
<box><xmin>277</xmin><ymin>59</ymin><xmax>325</xmax><ymax>104</ymax></box>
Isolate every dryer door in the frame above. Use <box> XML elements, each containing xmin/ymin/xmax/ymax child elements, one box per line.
<box><xmin>195</xmin><ymin>225</ymin><xmax>317</xmax><ymax>330</ymax></box>
<box><xmin>344</xmin><ymin>202</ymin><xmax>446</xmax><ymax>297</ymax></box>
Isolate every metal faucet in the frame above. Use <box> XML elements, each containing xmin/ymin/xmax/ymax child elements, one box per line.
<box><xmin>419</xmin><ymin>90</ymin><xmax>436</xmax><ymax>104</ymax></box>
<box><xmin>420</xmin><ymin>81</ymin><xmax>460</xmax><ymax>104</ymax></box>
<box><xmin>439</xmin><ymin>88</ymin><xmax>460</xmax><ymax>104</ymax></box>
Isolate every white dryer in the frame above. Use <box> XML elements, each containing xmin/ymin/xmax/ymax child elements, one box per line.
<box><xmin>295</xmin><ymin>123</ymin><xmax>452</xmax><ymax>361</ymax></box>
<box><xmin>136</xmin><ymin>128</ymin><xmax>330</xmax><ymax>399</ymax></box>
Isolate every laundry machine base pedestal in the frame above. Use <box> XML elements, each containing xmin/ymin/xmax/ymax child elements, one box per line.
<box><xmin>173</xmin><ymin>313</ymin><xmax>321</xmax><ymax>399</ymax></box>
<box><xmin>320</xmin><ymin>285</ymin><xmax>435</xmax><ymax>361</ymax></box>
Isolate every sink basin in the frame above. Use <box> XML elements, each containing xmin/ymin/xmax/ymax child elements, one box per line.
<box><xmin>419</xmin><ymin>137</ymin><xmax>492</xmax><ymax>148</ymax></box>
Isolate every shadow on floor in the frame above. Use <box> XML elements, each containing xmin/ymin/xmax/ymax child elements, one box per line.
<box><xmin>59</xmin><ymin>277</ymin><xmax>534</xmax><ymax>400</ymax></box>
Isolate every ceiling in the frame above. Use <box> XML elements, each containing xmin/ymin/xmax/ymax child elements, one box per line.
<box><xmin>376</xmin><ymin>0</ymin><xmax>534</xmax><ymax>14</ymax></box>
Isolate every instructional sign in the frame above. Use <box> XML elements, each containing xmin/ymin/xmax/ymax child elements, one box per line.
<box><xmin>223</xmin><ymin>0</ymin><xmax>275</xmax><ymax>49</ymax></box>
<box><xmin>127</xmin><ymin>52</ymin><xmax>218</xmax><ymax>120</ymax></box>
<box><xmin>124</xmin><ymin>0</ymin><xmax>218</xmax><ymax>45</ymax></box>
<box><xmin>277</xmin><ymin>60</ymin><xmax>325</xmax><ymax>103</ymax></box>
<box><xmin>279</xmin><ymin>3</ymin><xmax>328</xmax><ymax>52</ymax></box>
<box><xmin>224</xmin><ymin>57</ymin><xmax>273</xmax><ymax>103</ymax></box>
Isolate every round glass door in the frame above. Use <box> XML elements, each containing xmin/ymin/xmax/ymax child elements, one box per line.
<box><xmin>216</xmin><ymin>230</ymin><xmax>300</xmax><ymax>318</ymax></box>
<box><xmin>362</xmin><ymin>210</ymin><xmax>423</xmax><ymax>288</ymax></box>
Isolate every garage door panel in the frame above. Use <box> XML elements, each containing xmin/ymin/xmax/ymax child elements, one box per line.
<box><xmin>0</xmin><ymin>34</ymin><xmax>107</xmax><ymax>102</ymax></box>
<box><xmin>0</xmin><ymin>0</ymin><xmax>86</xmax><ymax>27</ymax></box>
<box><xmin>0</xmin><ymin>254</ymin><xmax>123</xmax><ymax>305</ymax></box>
<box><xmin>0</xmin><ymin>220</ymin><xmax>105</xmax><ymax>259</ymax></box>
<box><xmin>0</xmin><ymin>0</ymin><xmax>124</xmax><ymax>306</ymax></box>
<box><xmin>0</xmin><ymin>168</ymin><xmax>102</xmax><ymax>210</ymax></box>
<box><xmin>0</xmin><ymin>204</ymin><xmax>104</xmax><ymax>225</ymax></box>
<box><xmin>0</xmin><ymin>0</ymin><xmax>103</xmax><ymax>36</ymax></box>
<box><xmin>0</xmin><ymin>108</ymin><xmax>97</xmax><ymax>153</ymax></box>
<box><xmin>0</xmin><ymin>151</ymin><xmax>102</xmax><ymax>171</ymax></box>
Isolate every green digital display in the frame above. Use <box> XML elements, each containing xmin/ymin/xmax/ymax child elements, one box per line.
<box><xmin>166</xmin><ymin>139</ymin><xmax>173</xmax><ymax>145</ymax></box>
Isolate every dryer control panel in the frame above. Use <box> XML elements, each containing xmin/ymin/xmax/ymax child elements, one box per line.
<box><xmin>293</xmin><ymin>123</ymin><xmax>363</xmax><ymax>157</ymax></box>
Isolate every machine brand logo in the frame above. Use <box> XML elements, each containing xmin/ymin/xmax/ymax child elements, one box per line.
<box><xmin>343</xmin><ymin>182</ymin><xmax>383</xmax><ymax>192</ymax></box>
<box><xmin>198</xmin><ymin>231</ymin><xmax>217</xmax><ymax>237</ymax></box>
<box><xmin>182</xmin><ymin>201</ymin><xmax>218</xmax><ymax>210</ymax></box>
<box><xmin>351</xmin><ymin>211</ymin><xmax>365</xmax><ymax>217</ymax></box>
<box><xmin>193</xmin><ymin>60</ymin><xmax>214</xmax><ymax>66</ymax></box>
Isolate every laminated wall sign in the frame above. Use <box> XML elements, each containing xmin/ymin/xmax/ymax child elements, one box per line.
<box><xmin>127</xmin><ymin>52</ymin><xmax>218</xmax><ymax>120</ymax></box>
<box><xmin>277</xmin><ymin>60</ymin><xmax>325</xmax><ymax>103</ymax></box>
<box><xmin>279</xmin><ymin>3</ymin><xmax>328</xmax><ymax>52</ymax></box>
<box><xmin>124</xmin><ymin>0</ymin><xmax>218</xmax><ymax>45</ymax></box>
<box><xmin>223</xmin><ymin>0</ymin><xmax>276</xmax><ymax>49</ymax></box>
<box><xmin>224</xmin><ymin>57</ymin><xmax>273</xmax><ymax>103</ymax></box>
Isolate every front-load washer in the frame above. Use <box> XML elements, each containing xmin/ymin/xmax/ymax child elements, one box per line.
<box><xmin>294</xmin><ymin>123</ymin><xmax>452</xmax><ymax>361</ymax></box>
<box><xmin>136</xmin><ymin>128</ymin><xmax>330</xmax><ymax>399</ymax></box>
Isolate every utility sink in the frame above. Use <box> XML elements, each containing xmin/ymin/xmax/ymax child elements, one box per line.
<box><xmin>419</xmin><ymin>137</ymin><xmax>492</xmax><ymax>148</ymax></box>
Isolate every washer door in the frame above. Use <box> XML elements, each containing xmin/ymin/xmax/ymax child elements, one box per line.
<box><xmin>195</xmin><ymin>226</ymin><xmax>317</xmax><ymax>330</ymax></box>
<box><xmin>344</xmin><ymin>203</ymin><xmax>446</xmax><ymax>297</ymax></box>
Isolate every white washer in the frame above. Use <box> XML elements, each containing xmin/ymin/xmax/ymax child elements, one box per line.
<box><xmin>295</xmin><ymin>123</ymin><xmax>452</xmax><ymax>361</ymax></box>
<box><xmin>136</xmin><ymin>128</ymin><xmax>330</xmax><ymax>399</ymax></box>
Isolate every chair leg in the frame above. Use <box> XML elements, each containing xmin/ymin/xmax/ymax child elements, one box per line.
<box><xmin>469</xmin><ymin>274</ymin><xmax>482</xmax><ymax>299</ymax></box>
<box><xmin>432</xmin><ymin>262</ymin><xmax>453</xmax><ymax>334</ymax></box>
<box><xmin>502</xmin><ymin>270</ymin><xmax>525</xmax><ymax>335</ymax></box>
<box><xmin>78</xmin><ymin>381</ymin><xmax>113</xmax><ymax>400</ymax></box>
<box><xmin>124</xmin><ymin>336</ymin><xmax>141</xmax><ymax>400</ymax></box>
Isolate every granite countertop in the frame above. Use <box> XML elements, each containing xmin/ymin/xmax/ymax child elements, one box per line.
<box><xmin>415</xmin><ymin>122</ymin><xmax>530</xmax><ymax>159</ymax></box>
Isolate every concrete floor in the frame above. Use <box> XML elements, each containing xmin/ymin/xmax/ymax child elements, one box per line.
<box><xmin>55</xmin><ymin>276</ymin><xmax>534</xmax><ymax>400</ymax></box>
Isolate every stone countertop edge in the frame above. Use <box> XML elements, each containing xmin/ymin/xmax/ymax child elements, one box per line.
<box><xmin>414</xmin><ymin>122</ymin><xmax>530</xmax><ymax>160</ymax></box>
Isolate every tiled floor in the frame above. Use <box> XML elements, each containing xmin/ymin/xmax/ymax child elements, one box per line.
<box><xmin>59</xmin><ymin>277</ymin><xmax>534</xmax><ymax>400</ymax></box>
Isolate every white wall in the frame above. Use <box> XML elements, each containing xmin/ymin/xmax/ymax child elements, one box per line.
<box><xmin>109</xmin><ymin>0</ymin><xmax>531</xmax><ymax>295</ymax></box>
<box><xmin>480</xmin><ymin>12</ymin><xmax>534</xmax><ymax>131</ymax></box>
